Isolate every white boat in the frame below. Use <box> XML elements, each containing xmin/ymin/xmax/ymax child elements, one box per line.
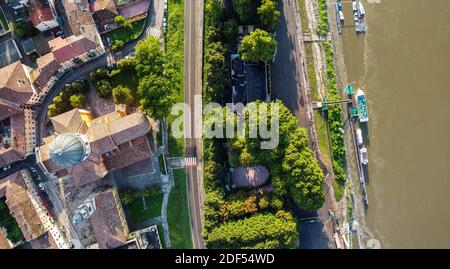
<box><xmin>360</xmin><ymin>146</ymin><xmax>369</xmax><ymax>166</ymax></box>
<box><xmin>339</xmin><ymin>10</ymin><xmax>345</xmax><ymax>22</ymax></box>
<box><xmin>359</xmin><ymin>2</ymin><xmax>366</xmax><ymax>16</ymax></box>
<box><xmin>356</xmin><ymin>128</ymin><xmax>363</xmax><ymax>146</ymax></box>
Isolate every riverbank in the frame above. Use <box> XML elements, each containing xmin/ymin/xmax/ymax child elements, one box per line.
<box><xmin>326</xmin><ymin>0</ymin><xmax>368</xmax><ymax>249</ymax></box>
<box><xmin>299</xmin><ymin>0</ymin><xmax>365</xmax><ymax>248</ymax></box>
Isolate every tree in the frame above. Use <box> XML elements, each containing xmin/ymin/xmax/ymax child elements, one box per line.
<box><xmin>90</xmin><ymin>68</ymin><xmax>109</xmax><ymax>82</ymax></box>
<box><xmin>138</xmin><ymin>75</ymin><xmax>175</xmax><ymax>119</ymax></box>
<box><xmin>111</xmin><ymin>39</ymin><xmax>124</xmax><ymax>51</ymax></box>
<box><xmin>70</xmin><ymin>93</ymin><xmax>86</xmax><ymax>108</ymax></box>
<box><xmin>95</xmin><ymin>80</ymin><xmax>112</xmax><ymax>97</ymax></box>
<box><xmin>257</xmin><ymin>0</ymin><xmax>281</xmax><ymax>30</ymax></box>
<box><xmin>232</xmin><ymin>0</ymin><xmax>252</xmax><ymax>22</ymax></box>
<box><xmin>282</xmin><ymin>129</ymin><xmax>325</xmax><ymax>211</ymax></box>
<box><xmin>113</xmin><ymin>85</ymin><xmax>134</xmax><ymax>105</ymax></box>
<box><xmin>203</xmin><ymin>41</ymin><xmax>228</xmax><ymax>103</ymax></box>
<box><xmin>69</xmin><ymin>80</ymin><xmax>89</xmax><ymax>93</ymax></box>
<box><xmin>115</xmin><ymin>15</ymin><xmax>131</xmax><ymax>28</ymax></box>
<box><xmin>135</xmin><ymin>36</ymin><xmax>165</xmax><ymax>77</ymax></box>
<box><xmin>238</xmin><ymin>29</ymin><xmax>277</xmax><ymax>62</ymax></box>
<box><xmin>13</xmin><ymin>21</ymin><xmax>38</xmax><ymax>38</ymax></box>
<box><xmin>47</xmin><ymin>104</ymin><xmax>59</xmax><ymax>117</ymax></box>
<box><xmin>117</xmin><ymin>57</ymin><xmax>136</xmax><ymax>72</ymax></box>
<box><xmin>258</xmin><ymin>197</ymin><xmax>270</xmax><ymax>209</ymax></box>
<box><xmin>206</xmin><ymin>213</ymin><xmax>298</xmax><ymax>249</ymax></box>
<box><xmin>222</xmin><ymin>19</ymin><xmax>238</xmax><ymax>43</ymax></box>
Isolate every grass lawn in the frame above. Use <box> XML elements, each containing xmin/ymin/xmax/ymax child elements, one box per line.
<box><xmin>158</xmin><ymin>155</ymin><xmax>166</xmax><ymax>174</ymax></box>
<box><xmin>125</xmin><ymin>193</ymin><xmax>164</xmax><ymax>223</ymax></box>
<box><xmin>157</xmin><ymin>224</ymin><xmax>166</xmax><ymax>248</ymax></box>
<box><xmin>333</xmin><ymin>179</ymin><xmax>344</xmax><ymax>201</ymax></box>
<box><xmin>167</xmin><ymin>169</ymin><xmax>193</xmax><ymax>249</ymax></box>
<box><xmin>298</xmin><ymin>0</ymin><xmax>310</xmax><ymax>34</ymax></box>
<box><xmin>314</xmin><ymin>111</ymin><xmax>331</xmax><ymax>167</ymax></box>
<box><xmin>108</xmin><ymin>19</ymin><xmax>145</xmax><ymax>44</ymax></box>
<box><xmin>110</xmin><ymin>69</ymin><xmax>139</xmax><ymax>90</ymax></box>
<box><xmin>305</xmin><ymin>43</ymin><xmax>319</xmax><ymax>101</ymax></box>
<box><xmin>0</xmin><ymin>8</ymin><xmax>8</xmax><ymax>32</ymax></box>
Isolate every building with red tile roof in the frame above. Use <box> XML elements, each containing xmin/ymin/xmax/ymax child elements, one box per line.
<box><xmin>0</xmin><ymin>62</ymin><xmax>35</xmax><ymax>167</ymax></box>
<box><xmin>36</xmin><ymin>108</ymin><xmax>155</xmax><ymax>187</ymax></box>
<box><xmin>30</xmin><ymin>36</ymin><xmax>97</xmax><ymax>90</ymax></box>
<box><xmin>29</xmin><ymin>0</ymin><xmax>59</xmax><ymax>32</ymax></box>
<box><xmin>90</xmin><ymin>188</ymin><xmax>129</xmax><ymax>249</ymax></box>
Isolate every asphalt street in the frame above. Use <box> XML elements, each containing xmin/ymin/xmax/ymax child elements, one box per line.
<box><xmin>184</xmin><ymin>0</ymin><xmax>205</xmax><ymax>249</ymax></box>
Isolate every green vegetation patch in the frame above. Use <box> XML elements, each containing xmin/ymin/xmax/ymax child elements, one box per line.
<box><xmin>156</xmin><ymin>224</ymin><xmax>166</xmax><ymax>248</ymax></box>
<box><xmin>298</xmin><ymin>0</ymin><xmax>310</xmax><ymax>34</ymax></box>
<box><xmin>108</xmin><ymin>19</ymin><xmax>145</xmax><ymax>44</ymax></box>
<box><xmin>122</xmin><ymin>190</ymin><xmax>163</xmax><ymax>223</ymax></box>
<box><xmin>167</xmin><ymin>169</ymin><xmax>193</xmax><ymax>249</ymax></box>
<box><xmin>0</xmin><ymin>198</ymin><xmax>23</xmax><ymax>244</ymax></box>
<box><xmin>0</xmin><ymin>8</ymin><xmax>8</xmax><ymax>32</ymax></box>
<box><xmin>305</xmin><ymin>43</ymin><xmax>319</xmax><ymax>100</ymax></box>
<box><xmin>317</xmin><ymin>0</ymin><xmax>329</xmax><ymax>35</ymax></box>
<box><xmin>314</xmin><ymin>111</ymin><xmax>331</xmax><ymax>166</ymax></box>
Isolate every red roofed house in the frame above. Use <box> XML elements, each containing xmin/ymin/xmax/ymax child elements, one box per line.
<box><xmin>29</xmin><ymin>36</ymin><xmax>97</xmax><ymax>90</ymax></box>
<box><xmin>92</xmin><ymin>0</ymin><xmax>119</xmax><ymax>32</ymax></box>
<box><xmin>0</xmin><ymin>61</ymin><xmax>36</xmax><ymax>167</ymax></box>
<box><xmin>29</xmin><ymin>0</ymin><xmax>59</xmax><ymax>32</ymax></box>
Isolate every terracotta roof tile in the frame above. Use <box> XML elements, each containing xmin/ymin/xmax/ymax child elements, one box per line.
<box><xmin>29</xmin><ymin>0</ymin><xmax>55</xmax><ymax>27</ymax></box>
<box><xmin>0</xmin><ymin>61</ymin><xmax>34</xmax><ymax>106</ymax></box>
<box><xmin>90</xmin><ymin>189</ymin><xmax>128</xmax><ymax>249</ymax></box>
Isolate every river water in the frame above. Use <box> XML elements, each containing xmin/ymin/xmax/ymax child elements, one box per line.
<box><xmin>340</xmin><ymin>0</ymin><xmax>450</xmax><ymax>248</ymax></box>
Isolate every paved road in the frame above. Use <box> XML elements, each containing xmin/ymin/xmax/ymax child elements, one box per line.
<box><xmin>184</xmin><ymin>0</ymin><xmax>205</xmax><ymax>249</ymax></box>
<box><xmin>272</xmin><ymin>0</ymin><xmax>333</xmax><ymax>249</ymax></box>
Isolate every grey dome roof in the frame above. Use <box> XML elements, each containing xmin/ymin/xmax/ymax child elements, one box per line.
<box><xmin>49</xmin><ymin>133</ymin><xmax>88</xmax><ymax>168</ymax></box>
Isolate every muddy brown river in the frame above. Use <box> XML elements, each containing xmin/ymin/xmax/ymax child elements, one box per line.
<box><xmin>340</xmin><ymin>0</ymin><xmax>450</xmax><ymax>248</ymax></box>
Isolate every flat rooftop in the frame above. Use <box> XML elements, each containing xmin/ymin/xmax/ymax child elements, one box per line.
<box><xmin>231</xmin><ymin>54</ymin><xmax>268</xmax><ymax>105</ymax></box>
<box><xmin>0</xmin><ymin>40</ymin><xmax>22</xmax><ymax>69</ymax></box>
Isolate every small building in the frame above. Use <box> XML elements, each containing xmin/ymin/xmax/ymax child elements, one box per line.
<box><xmin>230</xmin><ymin>25</ymin><xmax>270</xmax><ymax>106</ymax></box>
<box><xmin>0</xmin><ymin>39</ymin><xmax>22</xmax><ymax>69</ymax></box>
<box><xmin>231</xmin><ymin>165</ymin><xmax>270</xmax><ymax>188</ymax></box>
<box><xmin>62</xmin><ymin>0</ymin><xmax>103</xmax><ymax>47</ymax></box>
<box><xmin>29</xmin><ymin>0</ymin><xmax>59</xmax><ymax>32</ymax></box>
<box><xmin>21</xmin><ymin>37</ymin><xmax>36</xmax><ymax>55</ymax></box>
<box><xmin>7</xmin><ymin>0</ymin><xmax>28</xmax><ymax>11</ymax></box>
<box><xmin>92</xmin><ymin>0</ymin><xmax>119</xmax><ymax>32</ymax></box>
<box><xmin>118</xmin><ymin>0</ymin><xmax>150</xmax><ymax>21</ymax></box>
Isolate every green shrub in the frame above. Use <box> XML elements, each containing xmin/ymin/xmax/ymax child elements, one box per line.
<box><xmin>95</xmin><ymin>80</ymin><xmax>112</xmax><ymax>97</ymax></box>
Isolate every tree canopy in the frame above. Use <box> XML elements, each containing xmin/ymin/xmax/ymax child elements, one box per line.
<box><xmin>135</xmin><ymin>36</ymin><xmax>165</xmax><ymax>77</ymax></box>
<box><xmin>206</xmin><ymin>212</ymin><xmax>298</xmax><ymax>249</ymax></box>
<box><xmin>232</xmin><ymin>0</ymin><xmax>252</xmax><ymax>22</ymax></box>
<box><xmin>257</xmin><ymin>0</ymin><xmax>281</xmax><ymax>30</ymax></box>
<box><xmin>138</xmin><ymin>74</ymin><xmax>175</xmax><ymax>119</ymax></box>
<box><xmin>238</xmin><ymin>29</ymin><xmax>277</xmax><ymax>62</ymax></box>
<box><xmin>227</xmin><ymin>100</ymin><xmax>325</xmax><ymax>211</ymax></box>
<box><xmin>113</xmin><ymin>85</ymin><xmax>134</xmax><ymax>105</ymax></box>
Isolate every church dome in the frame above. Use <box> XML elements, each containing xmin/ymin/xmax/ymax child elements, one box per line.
<box><xmin>49</xmin><ymin>133</ymin><xmax>90</xmax><ymax>168</ymax></box>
